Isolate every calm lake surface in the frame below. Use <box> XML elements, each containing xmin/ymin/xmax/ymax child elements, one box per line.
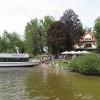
<box><xmin>0</xmin><ymin>65</ymin><xmax>100</xmax><ymax>100</ymax></box>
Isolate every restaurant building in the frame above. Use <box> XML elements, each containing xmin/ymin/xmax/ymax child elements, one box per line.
<box><xmin>73</xmin><ymin>32</ymin><xmax>97</xmax><ymax>51</ymax></box>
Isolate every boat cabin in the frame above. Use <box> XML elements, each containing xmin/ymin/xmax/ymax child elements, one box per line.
<box><xmin>0</xmin><ymin>53</ymin><xmax>29</xmax><ymax>62</ymax></box>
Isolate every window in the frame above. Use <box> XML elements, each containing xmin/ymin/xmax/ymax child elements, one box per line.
<box><xmin>85</xmin><ymin>44</ymin><xmax>92</xmax><ymax>48</ymax></box>
<box><xmin>0</xmin><ymin>58</ymin><xmax>29</xmax><ymax>62</ymax></box>
<box><xmin>78</xmin><ymin>43</ymin><xmax>82</xmax><ymax>47</ymax></box>
<box><xmin>93</xmin><ymin>43</ymin><xmax>95</xmax><ymax>46</ymax></box>
<box><xmin>85</xmin><ymin>38</ymin><xmax>91</xmax><ymax>40</ymax></box>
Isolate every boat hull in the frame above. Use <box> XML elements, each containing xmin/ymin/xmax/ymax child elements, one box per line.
<box><xmin>0</xmin><ymin>61</ymin><xmax>40</xmax><ymax>67</ymax></box>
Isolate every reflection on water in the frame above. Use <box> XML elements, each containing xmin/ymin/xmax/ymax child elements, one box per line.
<box><xmin>0</xmin><ymin>66</ymin><xmax>100</xmax><ymax>100</ymax></box>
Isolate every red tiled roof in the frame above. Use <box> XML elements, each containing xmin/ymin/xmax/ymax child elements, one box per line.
<box><xmin>79</xmin><ymin>32</ymin><xmax>96</xmax><ymax>42</ymax></box>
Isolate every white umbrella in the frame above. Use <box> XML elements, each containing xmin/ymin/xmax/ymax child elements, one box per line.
<box><xmin>68</xmin><ymin>51</ymin><xmax>77</xmax><ymax>54</ymax></box>
<box><xmin>81</xmin><ymin>51</ymin><xmax>90</xmax><ymax>54</ymax></box>
<box><xmin>76</xmin><ymin>51</ymin><xmax>82</xmax><ymax>54</ymax></box>
<box><xmin>61</xmin><ymin>51</ymin><xmax>69</xmax><ymax>54</ymax></box>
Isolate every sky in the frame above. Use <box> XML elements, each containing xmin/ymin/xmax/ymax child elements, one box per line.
<box><xmin>0</xmin><ymin>0</ymin><xmax>100</xmax><ymax>36</ymax></box>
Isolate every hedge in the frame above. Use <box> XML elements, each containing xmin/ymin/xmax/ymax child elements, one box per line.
<box><xmin>68</xmin><ymin>53</ymin><xmax>100</xmax><ymax>75</ymax></box>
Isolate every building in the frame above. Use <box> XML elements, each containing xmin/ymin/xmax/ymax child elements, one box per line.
<box><xmin>73</xmin><ymin>32</ymin><xmax>97</xmax><ymax>51</ymax></box>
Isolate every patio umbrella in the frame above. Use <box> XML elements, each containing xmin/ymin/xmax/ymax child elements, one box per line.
<box><xmin>68</xmin><ymin>51</ymin><xmax>76</xmax><ymax>54</ymax></box>
<box><xmin>76</xmin><ymin>51</ymin><xmax>82</xmax><ymax>54</ymax></box>
<box><xmin>61</xmin><ymin>51</ymin><xmax>69</xmax><ymax>54</ymax></box>
<box><xmin>81</xmin><ymin>51</ymin><xmax>90</xmax><ymax>54</ymax></box>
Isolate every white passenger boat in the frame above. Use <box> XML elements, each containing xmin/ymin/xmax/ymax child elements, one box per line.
<box><xmin>0</xmin><ymin>53</ymin><xmax>40</xmax><ymax>67</ymax></box>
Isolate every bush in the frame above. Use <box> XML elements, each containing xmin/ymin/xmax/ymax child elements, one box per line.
<box><xmin>68</xmin><ymin>53</ymin><xmax>100</xmax><ymax>75</ymax></box>
<box><xmin>68</xmin><ymin>58</ymin><xmax>80</xmax><ymax>72</ymax></box>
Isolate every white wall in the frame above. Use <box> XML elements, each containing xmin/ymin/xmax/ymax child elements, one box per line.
<box><xmin>84</xmin><ymin>34</ymin><xmax>92</xmax><ymax>40</ymax></box>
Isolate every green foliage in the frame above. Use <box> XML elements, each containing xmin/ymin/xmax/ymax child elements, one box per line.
<box><xmin>68</xmin><ymin>54</ymin><xmax>100</xmax><ymax>75</ymax></box>
<box><xmin>47</xmin><ymin>9</ymin><xmax>84</xmax><ymax>54</ymax></box>
<box><xmin>94</xmin><ymin>16</ymin><xmax>100</xmax><ymax>49</ymax></box>
<box><xmin>41</xmin><ymin>16</ymin><xmax>55</xmax><ymax>32</ymax></box>
<box><xmin>47</xmin><ymin>21</ymin><xmax>66</xmax><ymax>54</ymax></box>
<box><xmin>60</xmin><ymin>9</ymin><xmax>84</xmax><ymax>50</ymax></box>
<box><xmin>55</xmin><ymin>59</ymin><xmax>70</xmax><ymax>68</ymax></box>
<box><xmin>68</xmin><ymin>57</ymin><xmax>81</xmax><ymax>72</ymax></box>
<box><xmin>0</xmin><ymin>37</ymin><xmax>3</xmax><ymax>52</ymax></box>
<box><xmin>40</xmin><ymin>16</ymin><xmax>55</xmax><ymax>50</ymax></box>
<box><xmin>24</xmin><ymin>16</ymin><xmax>55</xmax><ymax>55</ymax></box>
<box><xmin>1</xmin><ymin>30</ymin><xmax>24</xmax><ymax>53</ymax></box>
<box><xmin>25</xmin><ymin>18</ymin><xmax>40</xmax><ymax>55</ymax></box>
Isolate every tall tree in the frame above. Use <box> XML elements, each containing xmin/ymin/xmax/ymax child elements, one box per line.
<box><xmin>40</xmin><ymin>16</ymin><xmax>55</xmax><ymax>47</ymax></box>
<box><xmin>25</xmin><ymin>18</ymin><xmax>40</xmax><ymax>55</ymax></box>
<box><xmin>94</xmin><ymin>16</ymin><xmax>100</xmax><ymax>50</ymax></box>
<box><xmin>60</xmin><ymin>9</ymin><xmax>84</xmax><ymax>50</ymax></box>
<box><xmin>47</xmin><ymin>21</ymin><xmax>66</xmax><ymax>54</ymax></box>
<box><xmin>24</xmin><ymin>16</ymin><xmax>55</xmax><ymax>55</ymax></box>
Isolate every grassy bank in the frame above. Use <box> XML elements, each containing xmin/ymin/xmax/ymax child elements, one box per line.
<box><xmin>54</xmin><ymin>53</ymin><xmax>100</xmax><ymax>76</ymax></box>
<box><xmin>54</xmin><ymin>59</ymin><xmax>70</xmax><ymax>69</ymax></box>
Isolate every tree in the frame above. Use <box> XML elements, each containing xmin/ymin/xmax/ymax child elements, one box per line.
<box><xmin>10</xmin><ymin>32</ymin><xmax>25</xmax><ymax>53</ymax></box>
<box><xmin>84</xmin><ymin>27</ymin><xmax>92</xmax><ymax>32</ymax></box>
<box><xmin>24</xmin><ymin>16</ymin><xmax>55</xmax><ymax>55</ymax></box>
<box><xmin>40</xmin><ymin>16</ymin><xmax>55</xmax><ymax>47</ymax></box>
<box><xmin>47</xmin><ymin>21</ymin><xmax>67</xmax><ymax>54</ymax></box>
<box><xmin>1</xmin><ymin>30</ymin><xmax>23</xmax><ymax>53</ymax></box>
<box><xmin>94</xmin><ymin>16</ymin><xmax>100</xmax><ymax>50</ymax></box>
<box><xmin>24</xmin><ymin>18</ymin><xmax>40</xmax><ymax>55</ymax></box>
<box><xmin>60</xmin><ymin>9</ymin><xmax>84</xmax><ymax>50</ymax></box>
<box><xmin>0</xmin><ymin>37</ymin><xmax>3</xmax><ymax>52</ymax></box>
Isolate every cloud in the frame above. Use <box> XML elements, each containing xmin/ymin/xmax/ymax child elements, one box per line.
<box><xmin>0</xmin><ymin>0</ymin><xmax>100</xmax><ymax>35</ymax></box>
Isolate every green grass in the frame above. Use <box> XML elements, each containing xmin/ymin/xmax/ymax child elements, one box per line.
<box><xmin>54</xmin><ymin>59</ymin><xmax>70</xmax><ymax>69</ymax></box>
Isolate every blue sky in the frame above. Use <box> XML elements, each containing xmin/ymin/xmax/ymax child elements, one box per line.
<box><xmin>0</xmin><ymin>0</ymin><xmax>100</xmax><ymax>36</ymax></box>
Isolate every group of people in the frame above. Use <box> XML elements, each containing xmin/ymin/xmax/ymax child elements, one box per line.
<box><xmin>58</xmin><ymin>54</ymin><xmax>76</xmax><ymax>59</ymax></box>
<box><xmin>40</xmin><ymin>55</ymin><xmax>58</xmax><ymax>68</ymax></box>
<box><xmin>40</xmin><ymin>56</ymin><xmax>52</xmax><ymax>64</ymax></box>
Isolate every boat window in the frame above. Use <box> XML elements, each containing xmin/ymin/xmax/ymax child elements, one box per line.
<box><xmin>0</xmin><ymin>58</ymin><xmax>29</xmax><ymax>62</ymax></box>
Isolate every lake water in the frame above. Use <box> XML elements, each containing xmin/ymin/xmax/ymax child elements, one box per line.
<box><xmin>0</xmin><ymin>65</ymin><xmax>100</xmax><ymax>100</ymax></box>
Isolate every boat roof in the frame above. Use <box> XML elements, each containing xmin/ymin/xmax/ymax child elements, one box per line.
<box><xmin>0</xmin><ymin>53</ymin><xmax>29</xmax><ymax>58</ymax></box>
